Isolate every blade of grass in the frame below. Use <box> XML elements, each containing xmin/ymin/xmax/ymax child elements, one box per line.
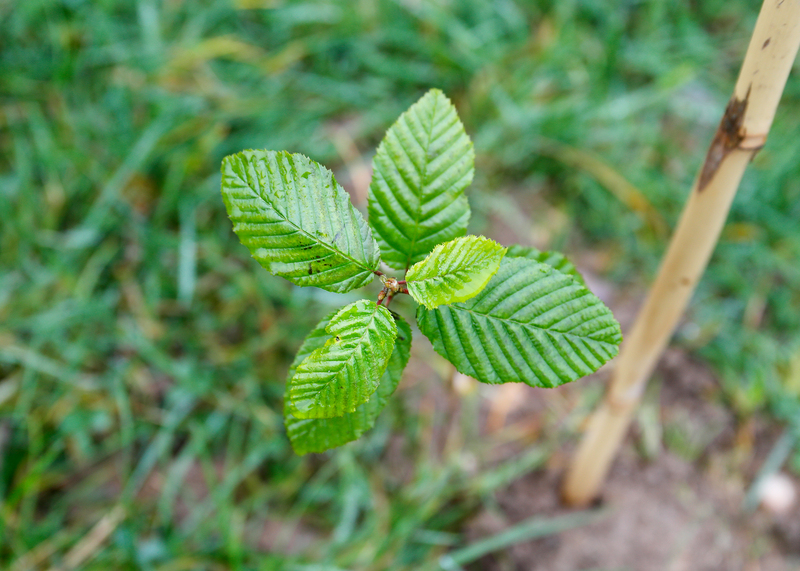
<box><xmin>743</xmin><ymin>428</ymin><xmax>797</xmax><ymax>511</ymax></box>
<box><xmin>46</xmin><ymin>505</ymin><xmax>126</xmax><ymax>571</ymax></box>
<box><xmin>438</xmin><ymin>509</ymin><xmax>609</xmax><ymax>569</ymax></box>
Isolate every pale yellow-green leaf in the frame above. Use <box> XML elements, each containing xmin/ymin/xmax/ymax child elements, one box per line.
<box><xmin>406</xmin><ymin>236</ymin><xmax>506</xmax><ymax>309</ymax></box>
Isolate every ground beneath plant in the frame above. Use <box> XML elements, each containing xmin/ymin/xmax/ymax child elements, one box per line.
<box><xmin>458</xmin><ymin>327</ymin><xmax>800</xmax><ymax>571</ymax></box>
<box><xmin>434</xmin><ymin>190</ymin><xmax>798</xmax><ymax>571</ymax></box>
<box><xmin>123</xmin><ymin>187</ymin><xmax>800</xmax><ymax>570</ymax></box>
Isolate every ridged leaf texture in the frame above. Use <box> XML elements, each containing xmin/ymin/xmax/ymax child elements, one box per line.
<box><xmin>221</xmin><ymin>150</ymin><xmax>380</xmax><ymax>293</ymax></box>
<box><xmin>416</xmin><ymin>257</ymin><xmax>622</xmax><ymax>388</ymax></box>
<box><xmin>367</xmin><ymin>89</ymin><xmax>474</xmax><ymax>270</ymax></box>
<box><xmin>284</xmin><ymin>314</ymin><xmax>411</xmax><ymax>455</ymax></box>
<box><xmin>506</xmin><ymin>244</ymin><xmax>585</xmax><ymax>285</ymax></box>
<box><xmin>406</xmin><ymin>236</ymin><xmax>506</xmax><ymax>309</ymax></box>
<box><xmin>287</xmin><ymin>300</ymin><xmax>397</xmax><ymax>419</ymax></box>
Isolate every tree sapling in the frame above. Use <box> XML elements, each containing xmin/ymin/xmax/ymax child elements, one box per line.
<box><xmin>220</xmin><ymin>89</ymin><xmax>623</xmax><ymax>455</ymax></box>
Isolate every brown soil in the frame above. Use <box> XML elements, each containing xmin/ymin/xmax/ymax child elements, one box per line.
<box><xmin>450</xmin><ymin>199</ymin><xmax>800</xmax><ymax>570</ymax></box>
<box><xmin>464</xmin><ymin>349</ymin><xmax>800</xmax><ymax>571</ymax></box>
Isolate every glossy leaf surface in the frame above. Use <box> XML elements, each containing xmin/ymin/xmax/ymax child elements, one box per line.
<box><xmin>406</xmin><ymin>236</ymin><xmax>506</xmax><ymax>309</ymax></box>
<box><xmin>288</xmin><ymin>300</ymin><xmax>397</xmax><ymax>419</ymax></box>
<box><xmin>367</xmin><ymin>89</ymin><xmax>474</xmax><ymax>270</ymax></box>
<box><xmin>285</xmin><ymin>314</ymin><xmax>411</xmax><ymax>455</ymax></box>
<box><xmin>417</xmin><ymin>257</ymin><xmax>622</xmax><ymax>388</ymax></box>
<box><xmin>221</xmin><ymin>150</ymin><xmax>380</xmax><ymax>293</ymax></box>
<box><xmin>506</xmin><ymin>244</ymin><xmax>585</xmax><ymax>285</ymax></box>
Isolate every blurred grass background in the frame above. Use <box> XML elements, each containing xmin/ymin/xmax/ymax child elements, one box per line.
<box><xmin>2</xmin><ymin>0</ymin><xmax>800</xmax><ymax>568</ymax></box>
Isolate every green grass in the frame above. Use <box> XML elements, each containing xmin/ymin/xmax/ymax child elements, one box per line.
<box><xmin>2</xmin><ymin>0</ymin><xmax>800</xmax><ymax>568</ymax></box>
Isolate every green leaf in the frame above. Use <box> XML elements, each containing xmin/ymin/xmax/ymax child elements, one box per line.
<box><xmin>288</xmin><ymin>300</ymin><xmax>397</xmax><ymax>419</ymax></box>
<box><xmin>284</xmin><ymin>314</ymin><xmax>412</xmax><ymax>455</ymax></box>
<box><xmin>506</xmin><ymin>244</ymin><xmax>585</xmax><ymax>285</ymax></box>
<box><xmin>221</xmin><ymin>150</ymin><xmax>380</xmax><ymax>293</ymax></box>
<box><xmin>367</xmin><ymin>89</ymin><xmax>474</xmax><ymax>270</ymax></box>
<box><xmin>416</xmin><ymin>257</ymin><xmax>622</xmax><ymax>388</ymax></box>
<box><xmin>406</xmin><ymin>236</ymin><xmax>506</xmax><ymax>309</ymax></box>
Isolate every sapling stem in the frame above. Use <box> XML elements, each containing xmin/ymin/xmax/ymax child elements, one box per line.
<box><xmin>376</xmin><ymin>276</ymin><xmax>409</xmax><ymax>307</ymax></box>
<box><xmin>562</xmin><ymin>0</ymin><xmax>800</xmax><ymax>507</ymax></box>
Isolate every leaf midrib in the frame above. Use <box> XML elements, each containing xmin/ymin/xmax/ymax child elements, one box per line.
<box><xmin>403</xmin><ymin>93</ymin><xmax>439</xmax><ymax>270</ymax></box>
<box><xmin>306</xmin><ymin>308</ymin><xmax>388</xmax><ymax>410</ymax></box>
<box><xmin>230</xmin><ymin>159</ymin><xmax>376</xmax><ymax>276</ymax></box>
<box><xmin>410</xmin><ymin>264</ymin><xmax>484</xmax><ymax>286</ymax></box>
<box><xmin>448</xmin><ymin>305</ymin><xmax>620</xmax><ymax>346</ymax></box>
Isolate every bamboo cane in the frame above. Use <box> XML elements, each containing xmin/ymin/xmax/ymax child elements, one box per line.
<box><xmin>562</xmin><ymin>0</ymin><xmax>800</xmax><ymax>507</ymax></box>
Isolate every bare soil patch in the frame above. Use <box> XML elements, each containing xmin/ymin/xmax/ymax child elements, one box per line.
<box><xmin>466</xmin><ymin>350</ymin><xmax>800</xmax><ymax>571</ymax></box>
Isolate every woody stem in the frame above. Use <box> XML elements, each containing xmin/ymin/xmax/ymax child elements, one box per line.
<box><xmin>562</xmin><ymin>0</ymin><xmax>800</xmax><ymax>507</ymax></box>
